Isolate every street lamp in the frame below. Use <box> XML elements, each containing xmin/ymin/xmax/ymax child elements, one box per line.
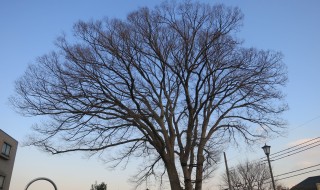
<box><xmin>262</xmin><ymin>144</ymin><xmax>276</xmax><ymax>190</ymax></box>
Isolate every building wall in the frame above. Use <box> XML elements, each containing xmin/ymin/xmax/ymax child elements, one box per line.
<box><xmin>0</xmin><ymin>129</ymin><xmax>18</xmax><ymax>190</ymax></box>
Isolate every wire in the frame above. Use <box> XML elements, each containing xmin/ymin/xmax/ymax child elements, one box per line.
<box><xmin>274</xmin><ymin>163</ymin><xmax>320</xmax><ymax>177</ymax></box>
<box><xmin>291</xmin><ymin>115</ymin><xmax>320</xmax><ymax>130</ymax></box>
<box><xmin>276</xmin><ymin>168</ymin><xmax>320</xmax><ymax>181</ymax></box>
<box><xmin>224</xmin><ymin>163</ymin><xmax>320</xmax><ymax>188</ymax></box>
<box><xmin>225</xmin><ymin>135</ymin><xmax>320</xmax><ymax>189</ymax></box>
<box><xmin>258</xmin><ymin>137</ymin><xmax>320</xmax><ymax>161</ymax></box>
<box><xmin>270</xmin><ymin>137</ymin><xmax>320</xmax><ymax>157</ymax></box>
<box><xmin>256</xmin><ymin>115</ymin><xmax>320</xmax><ymax>161</ymax></box>
<box><xmin>231</xmin><ymin>141</ymin><xmax>320</xmax><ymax>172</ymax></box>
<box><xmin>270</xmin><ymin>140</ymin><xmax>320</xmax><ymax>160</ymax></box>
<box><xmin>261</xmin><ymin>168</ymin><xmax>320</xmax><ymax>186</ymax></box>
<box><xmin>272</xmin><ymin>143</ymin><xmax>320</xmax><ymax>161</ymax></box>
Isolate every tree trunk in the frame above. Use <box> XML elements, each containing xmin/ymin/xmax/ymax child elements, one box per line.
<box><xmin>195</xmin><ymin>149</ymin><xmax>205</xmax><ymax>190</ymax></box>
<box><xmin>166</xmin><ymin>160</ymin><xmax>183</xmax><ymax>190</ymax></box>
<box><xmin>181</xmin><ymin>157</ymin><xmax>193</xmax><ymax>190</ymax></box>
<box><xmin>184</xmin><ymin>176</ymin><xmax>193</xmax><ymax>190</ymax></box>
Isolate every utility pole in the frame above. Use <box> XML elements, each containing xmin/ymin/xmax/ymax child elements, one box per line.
<box><xmin>224</xmin><ymin>152</ymin><xmax>233</xmax><ymax>190</ymax></box>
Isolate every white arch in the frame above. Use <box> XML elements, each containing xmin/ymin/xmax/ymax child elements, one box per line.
<box><xmin>25</xmin><ymin>177</ymin><xmax>57</xmax><ymax>190</ymax></box>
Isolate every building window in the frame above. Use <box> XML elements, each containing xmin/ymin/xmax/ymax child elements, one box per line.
<box><xmin>1</xmin><ymin>142</ymin><xmax>11</xmax><ymax>157</ymax></box>
<box><xmin>0</xmin><ymin>175</ymin><xmax>5</xmax><ymax>189</ymax></box>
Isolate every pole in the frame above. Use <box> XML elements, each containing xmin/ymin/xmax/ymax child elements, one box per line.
<box><xmin>224</xmin><ymin>152</ymin><xmax>232</xmax><ymax>190</ymax></box>
<box><xmin>266</xmin><ymin>154</ymin><xmax>276</xmax><ymax>190</ymax></box>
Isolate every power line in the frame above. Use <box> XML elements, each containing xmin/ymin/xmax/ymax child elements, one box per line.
<box><xmin>256</xmin><ymin>115</ymin><xmax>320</xmax><ymax>161</ymax></box>
<box><xmin>258</xmin><ymin>137</ymin><xmax>320</xmax><ymax>161</ymax></box>
<box><xmin>257</xmin><ymin>164</ymin><xmax>320</xmax><ymax>184</ymax></box>
<box><xmin>276</xmin><ymin>168</ymin><xmax>320</xmax><ymax>181</ymax></box>
<box><xmin>274</xmin><ymin>163</ymin><xmax>320</xmax><ymax>177</ymax></box>
<box><xmin>291</xmin><ymin>115</ymin><xmax>320</xmax><ymax>130</ymax></box>
<box><xmin>223</xmin><ymin>162</ymin><xmax>320</xmax><ymax>188</ymax></box>
<box><xmin>270</xmin><ymin>137</ymin><xmax>320</xmax><ymax>157</ymax></box>
<box><xmin>272</xmin><ymin>142</ymin><xmax>320</xmax><ymax>161</ymax></box>
<box><xmin>230</xmin><ymin>139</ymin><xmax>320</xmax><ymax>172</ymax></box>
<box><xmin>270</xmin><ymin>140</ymin><xmax>320</xmax><ymax>160</ymax></box>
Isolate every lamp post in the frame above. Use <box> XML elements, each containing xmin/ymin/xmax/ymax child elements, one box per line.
<box><xmin>262</xmin><ymin>144</ymin><xmax>276</xmax><ymax>190</ymax></box>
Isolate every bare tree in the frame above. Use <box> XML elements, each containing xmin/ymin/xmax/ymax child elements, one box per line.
<box><xmin>221</xmin><ymin>160</ymin><xmax>290</xmax><ymax>190</ymax></box>
<box><xmin>11</xmin><ymin>1</ymin><xmax>287</xmax><ymax>190</ymax></box>
<box><xmin>222</xmin><ymin>160</ymin><xmax>271</xmax><ymax>190</ymax></box>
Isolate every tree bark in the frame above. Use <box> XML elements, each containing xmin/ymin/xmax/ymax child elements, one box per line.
<box><xmin>166</xmin><ymin>160</ymin><xmax>183</xmax><ymax>190</ymax></box>
<box><xmin>195</xmin><ymin>150</ymin><xmax>205</xmax><ymax>190</ymax></box>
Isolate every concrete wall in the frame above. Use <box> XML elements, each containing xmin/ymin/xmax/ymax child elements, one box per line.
<box><xmin>0</xmin><ymin>129</ymin><xmax>18</xmax><ymax>190</ymax></box>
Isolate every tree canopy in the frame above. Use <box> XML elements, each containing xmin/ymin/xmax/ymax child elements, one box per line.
<box><xmin>90</xmin><ymin>182</ymin><xmax>107</xmax><ymax>190</ymax></box>
<box><xmin>11</xmin><ymin>1</ymin><xmax>287</xmax><ymax>190</ymax></box>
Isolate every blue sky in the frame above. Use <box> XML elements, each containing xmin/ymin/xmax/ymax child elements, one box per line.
<box><xmin>1</xmin><ymin>1</ymin><xmax>320</xmax><ymax>190</ymax></box>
